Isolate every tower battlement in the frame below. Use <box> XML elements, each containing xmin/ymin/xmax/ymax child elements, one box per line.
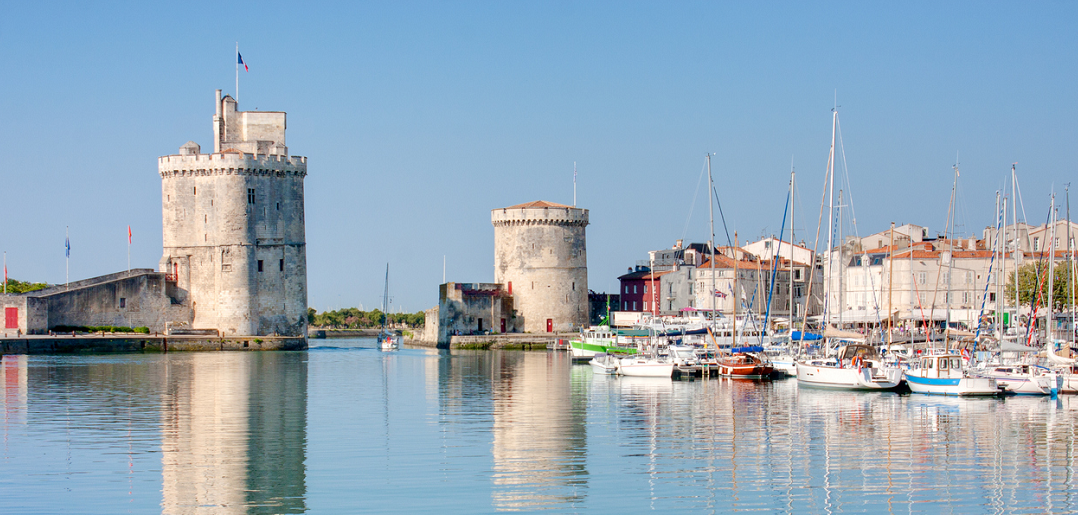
<box><xmin>158</xmin><ymin>153</ymin><xmax>307</xmax><ymax>178</ymax></box>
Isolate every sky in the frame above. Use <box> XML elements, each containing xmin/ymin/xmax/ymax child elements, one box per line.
<box><xmin>1</xmin><ymin>2</ymin><xmax>1075</xmax><ymax>313</ymax></box>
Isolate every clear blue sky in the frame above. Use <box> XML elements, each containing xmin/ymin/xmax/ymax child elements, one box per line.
<box><xmin>1</xmin><ymin>2</ymin><xmax>1075</xmax><ymax>312</ymax></box>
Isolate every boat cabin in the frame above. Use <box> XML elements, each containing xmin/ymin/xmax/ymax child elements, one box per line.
<box><xmin>916</xmin><ymin>354</ymin><xmax>964</xmax><ymax>379</ymax></box>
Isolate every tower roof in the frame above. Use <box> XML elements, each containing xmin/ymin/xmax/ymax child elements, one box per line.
<box><xmin>503</xmin><ymin>200</ymin><xmax>573</xmax><ymax>209</ymax></box>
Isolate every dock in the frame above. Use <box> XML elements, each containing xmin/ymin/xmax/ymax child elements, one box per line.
<box><xmin>0</xmin><ymin>334</ymin><xmax>307</xmax><ymax>354</ymax></box>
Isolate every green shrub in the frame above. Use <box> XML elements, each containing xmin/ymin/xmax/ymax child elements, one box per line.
<box><xmin>134</xmin><ymin>327</ymin><xmax>150</xmax><ymax>334</ymax></box>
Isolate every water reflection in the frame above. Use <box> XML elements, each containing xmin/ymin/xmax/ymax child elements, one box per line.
<box><xmin>161</xmin><ymin>352</ymin><xmax>308</xmax><ymax>515</ymax></box>
<box><xmin>438</xmin><ymin>351</ymin><xmax>588</xmax><ymax>511</ymax></box>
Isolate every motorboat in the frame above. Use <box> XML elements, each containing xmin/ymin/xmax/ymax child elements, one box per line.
<box><xmin>589</xmin><ymin>353</ymin><xmax>619</xmax><ymax>375</ymax></box>
<box><xmin>904</xmin><ymin>354</ymin><xmax>1003</xmax><ymax>396</ymax></box>
<box><xmin>795</xmin><ymin>344</ymin><xmax>903</xmax><ymax>391</ymax></box>
<box><xmin>569</xmin><ymin>326</ymin><xmax>639</xmax><ymax>358</ymax></box>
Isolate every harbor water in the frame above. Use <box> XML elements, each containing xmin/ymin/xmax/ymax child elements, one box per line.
<box><xmin>1</xmin><ymin>338</ymin><xmax>1077</xmax><ymax>513</ymax></box>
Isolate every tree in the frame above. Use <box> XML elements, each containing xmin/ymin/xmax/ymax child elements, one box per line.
<box><xmin>1005</xmin><ymin>261</ymin><xmax>1076</xmax><ymax>311</ymax></box>
<box><xmin>2</xmin><ymin>278</ymin><xmax>47</xmax><ymax>294</ymax></box>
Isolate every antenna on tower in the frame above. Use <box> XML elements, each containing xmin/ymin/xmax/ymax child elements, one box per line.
<box><xmin>573</xmin><ymin>162</ymin><xmax>577</xmax><ymax>207</ymax></box>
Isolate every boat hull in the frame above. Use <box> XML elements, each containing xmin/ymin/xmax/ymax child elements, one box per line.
<box><xmin>795</xmin><ymin>363</ymin><xmax>903</xmax><ymax>391</ymax></box>
<box><xmin>618</xmin><ymin>358</ymin><xmax>674</xmax><ymax>378</ymax></box>
<box><xmin>905</xmin><ymin>373</ymin><xmax>1002</xmax><ymax>396</ymax></box>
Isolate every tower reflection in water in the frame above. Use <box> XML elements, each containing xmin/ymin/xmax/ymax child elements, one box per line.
<box><xmin>160</xmin><ymin>352</ymin><xmax>308</xmax><ymax>514</ymax></box>
<box><xmin>437</xmin><ymin>350</ymin><xmax>588</xmax><ymax>511</ymax></box>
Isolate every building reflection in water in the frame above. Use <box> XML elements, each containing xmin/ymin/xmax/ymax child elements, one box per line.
<box><xmin>160</xmin><ymin>352</ymin><xmax>308</xmax><ymax>515</ymax></box>
<box><xmin>1</xmin><ymin>355</ymin><xmax>27</xmax><ymax>427</ymax></box>
<box><xmin>437</xmin><ymin>350</ymin><xmax>588</xmax><ymax>511</ymax></box>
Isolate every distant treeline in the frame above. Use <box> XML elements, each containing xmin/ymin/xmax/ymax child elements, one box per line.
<box><xmin>3</xmin><ymin>278</ymin><xmax>47</xmax><ymax>294</ymax></box>
<box><xmin>307</xmin><ymin>307</ymin><xmax>424</xmax><ymax>329</ymax></box>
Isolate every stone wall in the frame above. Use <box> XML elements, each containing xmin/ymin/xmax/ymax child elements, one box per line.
<box><xmin>0</xmin><ymin>270</ymin><xmax>192</xmax><ymax>335</ymax></box>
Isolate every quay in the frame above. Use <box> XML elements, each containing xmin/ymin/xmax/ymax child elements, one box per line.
<box><xmin>0</xmin><ymin>334</ymin><xmax>306</xmax><ymax>354</ymax></box>
<box><xmin>406</xmin><ymin>332</ymin><xmax>574</xmax><ymax>350</ymax></box>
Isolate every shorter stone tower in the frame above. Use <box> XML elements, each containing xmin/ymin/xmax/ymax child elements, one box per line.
<box><xmin>492</xmin><ymin>201</ymin><xmax>589</xmax><ymax>333</ymax></box>
<box><xmin>158</xmin><ymin>90</ymin><xmax>308</xmax><ymax>337</ymax></box>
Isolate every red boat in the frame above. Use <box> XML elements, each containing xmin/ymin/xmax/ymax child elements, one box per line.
<box><xmin>716</xmin><ymin>353</ymin><xmax>774</xmax><ymax>379</ymax></box>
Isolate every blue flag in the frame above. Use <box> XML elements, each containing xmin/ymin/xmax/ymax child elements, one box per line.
<box><xmin>238</xmin><ymin>52</ymin><xmax>248</xmax><ymax>72</ymax></box>
<box><xmin>65</xmin><ymin>236</ymin><xmax>70</xmax><ymax>258</ymax></box>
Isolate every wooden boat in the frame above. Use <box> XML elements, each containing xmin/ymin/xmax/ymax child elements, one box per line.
<box><xmin>716</xmin><ymin>352</ymin><xmax>773</xmax><ymax>379</ymax></box>
<box><xmin>904</xmin><ymin>354</ymin><xmax>1003</xmax><ymax>396</ymax></box>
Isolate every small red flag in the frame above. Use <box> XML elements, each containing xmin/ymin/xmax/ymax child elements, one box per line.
<box><xmin>128</xmin><ymin>226</ymin><xmax>132</xmax><ymax>244</ymax></box>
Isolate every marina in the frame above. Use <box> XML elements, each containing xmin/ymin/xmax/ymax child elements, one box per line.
<box><xmin>3</xmin><ymin>338</ymin><xmax>1078</xmax><ymax>513</ymax></box>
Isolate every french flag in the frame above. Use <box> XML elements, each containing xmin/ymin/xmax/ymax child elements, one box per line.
<box><xmin>238</xmin><ymin>52</ymin><xmax>248</xmax><ymax>72</ymax></box>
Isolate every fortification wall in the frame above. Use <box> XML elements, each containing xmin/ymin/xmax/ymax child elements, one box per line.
<box><xmin>492</xmin><ymin>206</ymin><xmax>589</xmax><ymax>333</ymax></box>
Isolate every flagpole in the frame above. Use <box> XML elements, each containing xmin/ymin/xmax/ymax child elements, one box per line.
<box><xmin>65</xmin><ymin>226</ymin><xmax>70</xmax><ymax>290</ymax></box>
<box><xmin>569</xmin><ymin>161</ymin><xmax>577</xmax><ymax>207</ymax></box>
<box><xmin>4</xmin><ymin>251</ymin><xmax>7</xmax><ymax>294</ymax></box>
<box><xmin>236</xmin><ymin>42</ymin><xmax>239</xmax><ymax>102</ymax></box>
<box><xmin>127</xmin><ymin>226</ymin><xmax>131</xmax><ymax>271</ymax></box>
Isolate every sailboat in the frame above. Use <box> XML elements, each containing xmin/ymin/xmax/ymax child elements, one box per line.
<box><xmin>794</xmin><ymin>108</ymin><xmax>902</xmax><ymax>391</ymax></box>
<box><xmin>378</xmin><ymin>264</ymin><xmax>401</xmax><ymax>351</ymax></box>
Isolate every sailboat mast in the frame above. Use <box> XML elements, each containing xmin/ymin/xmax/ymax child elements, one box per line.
<box><xmin>790</xmin><ymin>170</ymin><xmax>796</xmax><ymax>321</ymax></box>
<box><xmin>382</xmin><ymin>263</ymin><xmax>390</xmax><ymax>331</ymax></box>
<box><xmin>944</xmin><ymin>165</ymin><xmax>958</xmax><ymax>349</ymax></box>
<box><xmin>997</xmin><ymin>193</ymin><xmax>1006</xmax><ymax>342</ymax></box>
<box><xmin>733</xmin><ymin>231</ymin><xmax>739</xmax><ymax>348</ymax></box>
<box><xmin>824</xmin><ymin>109</ymin><xmax>837</xmax><ymax>329</ymax></box>
<box><xmin>708</xmin><ymin>154</ymin><xmax>716</xmax><ymax>319</ymax></box>
<box><xmin>1068</xmin><ymin>184</ymin><xmax>1075</xmax><ymax>346</ymax></box>
<box><xmin>1012</xmin><ymin>165</ymin><xmax>1021</xmax><ymax>313</ymax></box>
<box><xmin>888</xmin><ymin>222</ymin><xmax>895</xmax><ymax>350</ymax></box>
<box><xmin>1048</xmin><ymin>193</ymin><xmax>1056</xmax><ymax>347</ymax></box>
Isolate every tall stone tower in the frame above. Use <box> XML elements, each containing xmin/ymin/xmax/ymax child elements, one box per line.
<box><xmin>492</xmin><ymin>201</ymin><xmax>589</xmax><ymax>333</ymax></box>
<box><xmin>158</xmin><ymin>90</ymin><xmax>308</xmax><ymax>337</ymax></box>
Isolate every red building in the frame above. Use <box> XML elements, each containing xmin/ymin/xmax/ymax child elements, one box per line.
<box><xmin>617</xmin><ymin>267</ymin><xmax>669</xmax><ymax>315</ymax></box>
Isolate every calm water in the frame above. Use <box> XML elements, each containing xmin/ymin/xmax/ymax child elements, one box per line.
<box><xmin>1</xmin><ymin>339</ymin><xmax>1077</xmax><ymax>514</ymax></box>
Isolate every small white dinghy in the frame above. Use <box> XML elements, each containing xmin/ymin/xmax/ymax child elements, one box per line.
<box><xmin>589</xmin><ymin>353</ymin><xmax>619</xmax><ymax>375</ymax></box>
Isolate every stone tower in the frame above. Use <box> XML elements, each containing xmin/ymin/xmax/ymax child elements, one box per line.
<box><xmin>491</xmin><ymin>201</ymin><xmax>589</xmax><ymax>333</ymax></box>
<box><xmin>158</xmin><ymin>90</ymin><xmax>308</xmax><ymax>337</ymax></box>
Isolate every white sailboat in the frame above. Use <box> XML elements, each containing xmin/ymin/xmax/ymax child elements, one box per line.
<box><xmin>904</xmin><ymin>353</ymin><xmax>1003</xmax><ymax>396</ymax></box>
<box><xmin>378</xmin><ymin>264</ymin><xmax>401</xmax><ymax>351</ymax></box>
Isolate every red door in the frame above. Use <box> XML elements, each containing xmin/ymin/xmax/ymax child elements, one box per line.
<box><xmin>5</xmin><ymin>307</ymin><xmax>17</xmax><ymax>329</ymax></box>
<box><xmin>500</xmin><ymin>318</ymin><xmax>506</xmax><ymax>333</ymax></box>
<box><xmin>546</xmin><ymin>318</ymin><xmax>553</xmax><ymax>333</ymax></box>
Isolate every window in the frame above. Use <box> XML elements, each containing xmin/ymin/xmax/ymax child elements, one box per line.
<box><xmin>633</xmin><ymin>285</ymin><xmax>637</xmax><ymax>294</ymax></box>
<box><xmin>193</xmin><ymin>187</ymin><xmax>197</xmax><ymax>195</ymax></box>
<box><xmin>917</xmin><ymin>272</ymin><xmax>926</xmax><ymax>285</ymax></box>
<box><xmin>1033</xmin><ymin>237</ymin><xmax>1040</xmax><ymax>251</ymax></box>
<box><xmin>632</xmin><ymin>301</ymin><xmax>637</xmax><ymax>310</ymax></box>
<box><xmin>989</xmin><ymin>292</ymin><xmax>996</xmax><ymax>302</ymax></box>
<box><xmin>644</xmin><ymin>285</ymin><xmax>648</xmax><ymax>294</ymax></box>
<box><xmin>962</xmin><ymin>292</ymin><xmax>971</xmax><ymax>303</ymax></box>
<box><xmin>643</xmin><ymin>301</ymin><xmax>648</xmax><ymax>311</ymax></box>
<box><xmin>257</xmin><ymin>260</ymin><xmax>264</xmax><ymax>272</ymax></box>
<box><xmin>965</xmin><ymin>271</ymin><xmax>974</xmax><ymax>284</ymax></box>
<box><xmin>279</xmin><ymin>259</ymin><xmax>284</xmax><ymax>271</ymax></box>
<box><xmin>276</xmin><ymin>202</ymin><xmax>280</xmax><ymax>211</ymax></box>
<box><xmin>119</xmin><ymin>298</ymin><xmax>126</xmax><ymax>308</ymax></box>
<box><xmin>624</xmin><ymin>285</ymin><xmax>629</xmax><ymax>294</ymax></box>
<box><xmin>689</xmin><ymin>283</ymin><xmax>694</xmax><ymax>295</ymax></box>
<box><xmin>794</xmin><ymin>269</ymin><xmax>803</xmax><ymax>281</ymax></box>
<box><xmin>623</xmin><ymin>301</ymin><xmax>628</xmax><ymax>310</ymax></box>
<box><xmin>248</xmin><ymin>188</ymin><xmax>256</xmax><ymax>204</ymax></box>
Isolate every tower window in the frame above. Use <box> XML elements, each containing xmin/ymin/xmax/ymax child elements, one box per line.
<box><xmin>119</xmin><ymin>298</ymin><xmax>126</xmax><ymax>308</ymax></box>
<box><xmin>258</xmin><ymin>260</ymin><xmax>264</xmax><ymax>272</ymax></box>
<box><xmin>276</xmin><ymin>202</ymin><xmax>280</xmax><ymax>211</ymax></box>
<box><xmin>193</xmin><ymin>187</ymin><xmax>197</xmax><ymax>195</ymax></box>
<box><xmin>279</xmin><ymin>259</ymin><xmax>284</xmax><ymax>271</ymax></box>
<box><xmin>248</xmin><ymin>188</ymin><xmax>256</xmax><ymax>204</ymax></box>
